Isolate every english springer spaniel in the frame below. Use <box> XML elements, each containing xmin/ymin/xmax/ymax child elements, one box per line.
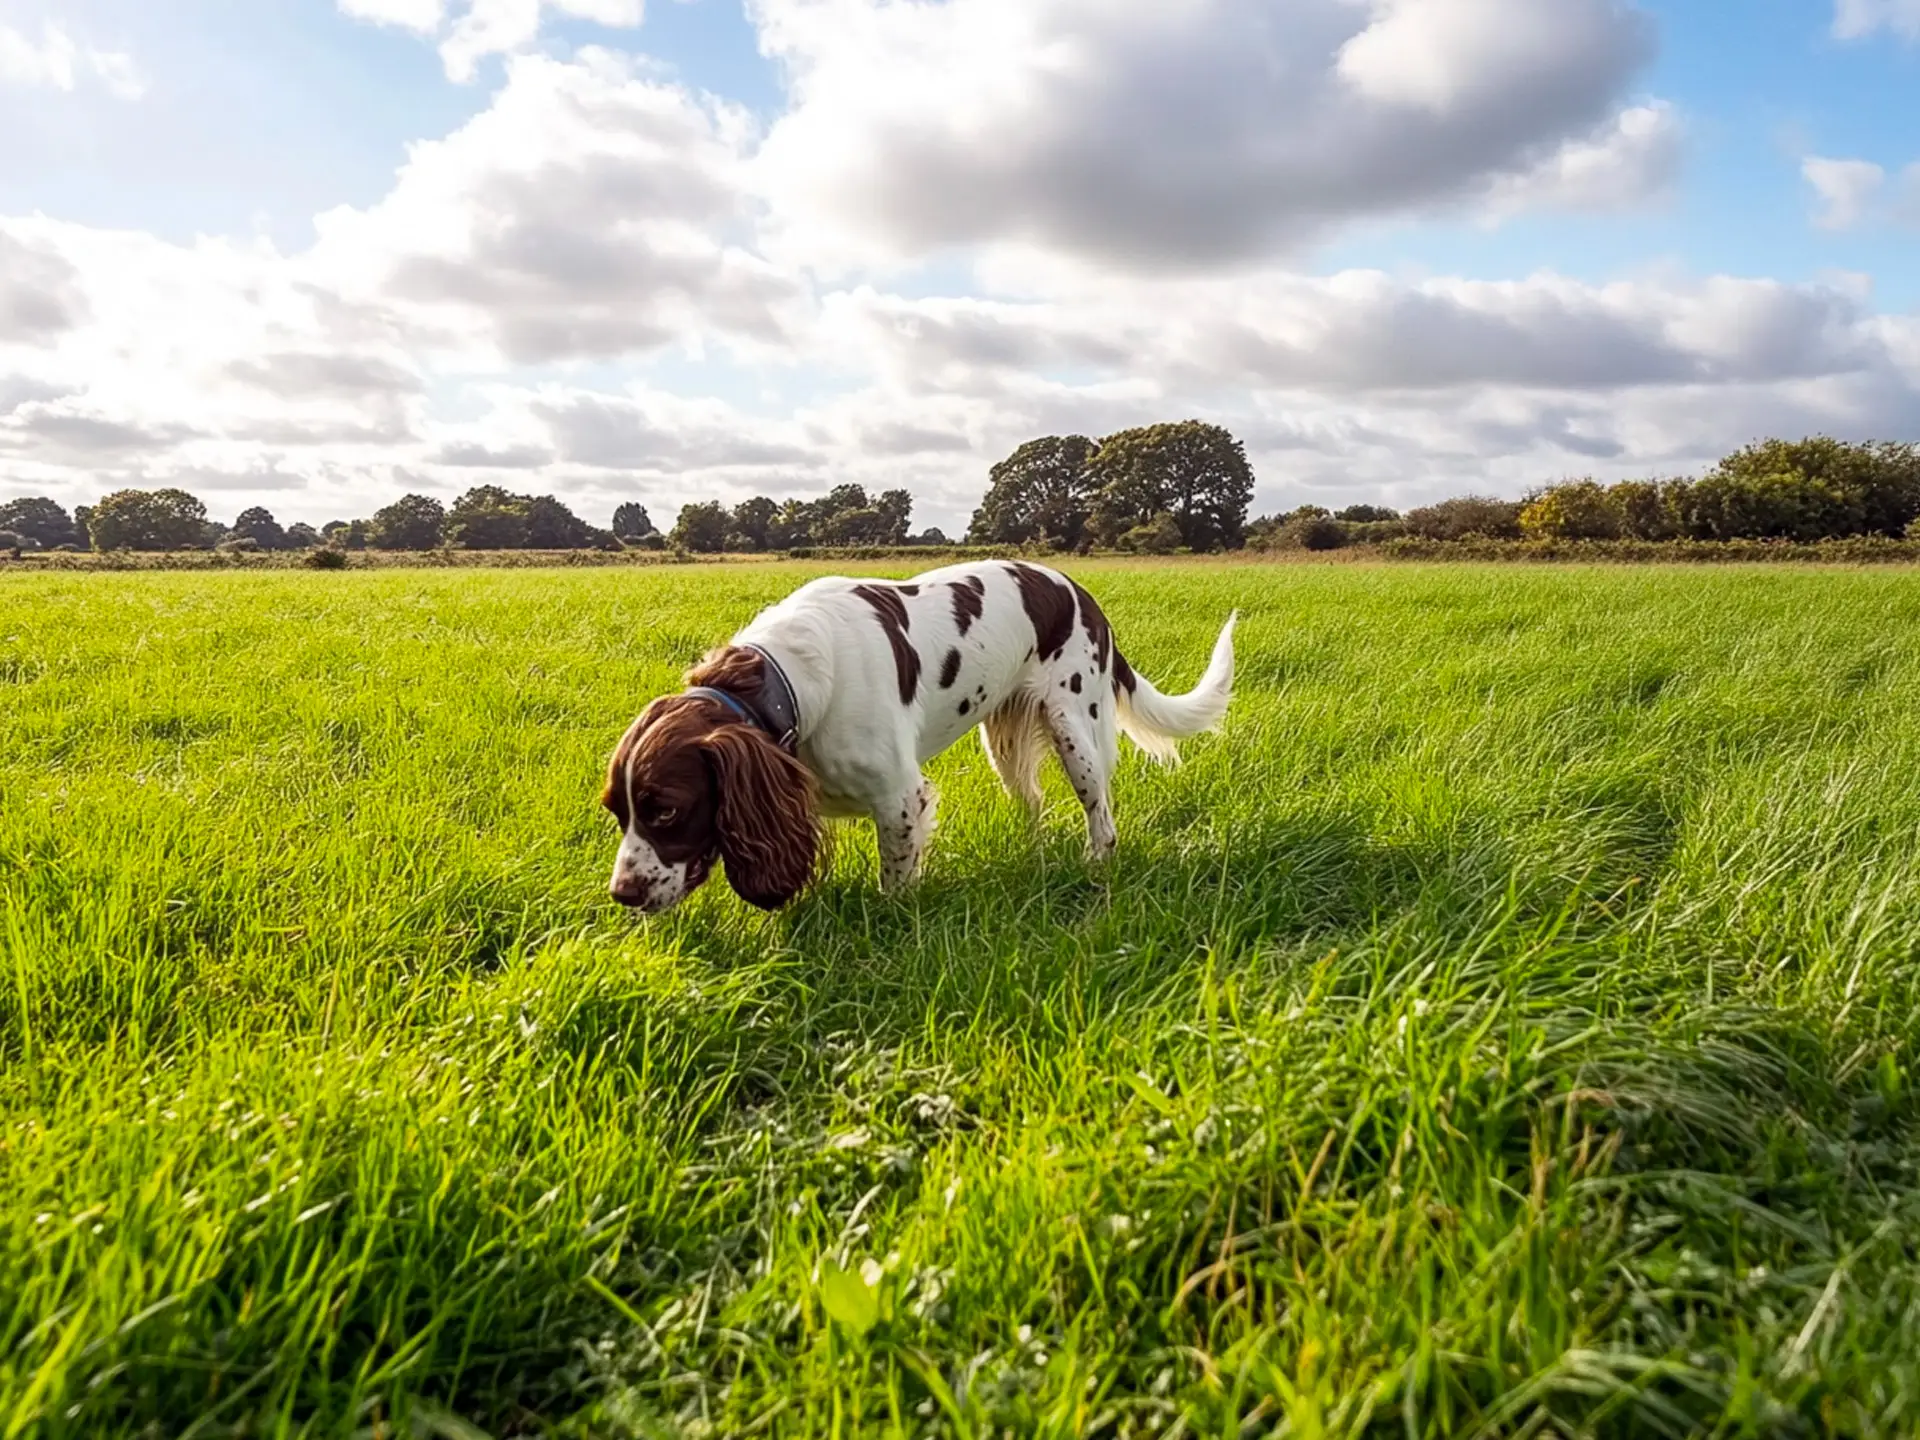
<box><xmin>603</xmin><ymin>560</ymin><xmax>1236</xmax><ymax>911</ymax></box>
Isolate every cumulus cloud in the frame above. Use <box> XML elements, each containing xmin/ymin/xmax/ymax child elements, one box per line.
<box><xmin>1481</xmin><ymin>102</ymin><xmax>1680</xmax><ymax>221</ymax></box>
<box><xmin>311</xmin><ymin>53</ymin><xmax>800</xmax><ymax>364</ymax></box>
<box><xmin>1833</xmin><ymin>0</ymin><xmax>1920</xmax><ymax>40</ymax></box>
<box><xmin>0</xmin><ymin>21</ymin><xmax>143</xmax><ymax>99</ymax></box>
<box><xmin>337</xmin><ymin>0</ymin><xmax>646</xmax><ymax>81</ymax></box>
<box><xmin>752</xmin><ymin>0</ymin><xmax>1661</xmax><ymax>270</ymax></box>
<box><xmin>1804</xmin><ymin>156</ymin><xmax>1886</xmax><ymax>230</ymax></box>
<box><xmin>1803</xmin><ymin>155</ymin><xmax>1920</xmax><ymax>230</ymax></box>
<box><xmin>0</xmin><ymin>231</ymin><xmax>89</xmax><ymax>341</ymax></box>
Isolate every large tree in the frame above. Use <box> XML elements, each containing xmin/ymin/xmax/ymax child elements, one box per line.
<box><xmin>521</xmin><ymin>494</ymin><xmax>595</xmax><ymax>549</ymax></box>
<box><xmin>445</xmin><ymin>486</ymin><xmax>529</xmax><ymax>549</ymax></box>
<box><xmin>368</xmin><ymin>493</ymin><xmax>447</xmax><ymax>550</ymax></box>
<box><xmin>1087</xmin><ymin>421</ymin><xmax>1253</xmax><ymax>552</ymax></box>
<box><xmin>729</xmin><ymin>496</ymin><xmax>778</xmax><ymax>551</ymax></box>
<box><xmin>230</xmin><ymin>506</ymin><xmax>288</xmax><ymax>551</ymax></box>
<box><xmin>0</xmin><ymin>496</ymin><xmax>80</xmax><ymax>549</ymax></box>
<box><xmin>87</xmin><ymin>489</ymin><xmax>209</xmax><ymax>551</ymax></box>
<box><xmin>967</xmin><ymin>435</ymin><xmax>1099</xmax><ymax>547</ymax></box>
<box><xmin>611</xmin><ymin>502</ymin><xmax>656</xmax><ymax>541</ymax></box>
<box><xmin>671</xmin><ymin>501</ymin><xmax>732</xmax><ymax>552</ymax></box>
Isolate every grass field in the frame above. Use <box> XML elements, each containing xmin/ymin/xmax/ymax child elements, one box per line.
<box><xmin>4</xmin><ymin>561</ymin><xmax>1920</xmax><ymax>1438</ymax></box>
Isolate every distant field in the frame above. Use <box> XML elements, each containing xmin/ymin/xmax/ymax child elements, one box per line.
<box><xmin>4</xmin><ymin>562</ymin><xmax>1920</xmax><ymax>1438</ymax></box>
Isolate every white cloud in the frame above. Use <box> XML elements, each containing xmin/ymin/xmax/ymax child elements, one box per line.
<box><xmin>309</xmin><ymin>53</ymin><xmax>800</xmax><ymax>364</ymax></box>
<box><xmin>1482</xmin><ymin>102</ymin><xmax>1680</xmax><ymax>221</ymax></box>
<box><xmin>752</xmin><ymin>0</ymin><xmax>1661</xmax><ymax>271</ymax></box>
<box><xmin>1833</xmin><ymin>0</ymin><xmax>1920</xmax><ymax>40</ymax></box>
<box><xmin>336</xmin><ymin>0</ymin><xmax>645</xmax><ymax>81</ymax></box>
<box><xmin>339</xmin><ymin>0</ymin><xmax>447</xmax><ymax>33</ymax></box>
<box><xmin>1804</xmin><ymin>156</ymin><xmax>1885</xmax><ymax>230</ymax></box>
<box><xmin>0</xmin><ymin>21</ymin><xmax>144</xmax><ymax>99</ymax></box>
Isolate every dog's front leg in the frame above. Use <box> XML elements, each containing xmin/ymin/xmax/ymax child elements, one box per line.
<box><xmin>873</xmin><ymin>775</ymin><xmax>937</xmax><ymax>892</ymax></box>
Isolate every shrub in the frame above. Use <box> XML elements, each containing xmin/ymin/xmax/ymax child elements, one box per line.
<box><xmin>1403</xmin><ymin>496</ymin><xmax>1524</xmax><ymax>541</ymax></box>
<box><xmin>304</xmin><ymin>547</ymin><xmax>350</xmax><ymax>570</ymax></box>
<box><xmin>1280</xmin><ymin>515</ymin><xmax>1351</xmax><ymax>551</ymax></box>
<box><xmin>0</xmin><ymin>530</ymin><xmax>23</xmax><ymax>556</ymax></box>
<box><xmin>1117</xmin><ymin>512</ymin><xmax>1184</xmax><ymax>555</ymax></box>
<box><xmin>1519</xmin><ymin>480</ymin><xmax>1622</xmax><ymax>540</ymax></box>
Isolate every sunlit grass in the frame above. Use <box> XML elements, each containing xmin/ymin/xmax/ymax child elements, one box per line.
<box><xmin>3</xmin><ymin>561</ymin><xmax>1918</xmax><ymax>1437</ymax></box>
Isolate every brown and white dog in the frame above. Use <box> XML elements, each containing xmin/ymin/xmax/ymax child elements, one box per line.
<box><xmin>603</xmin><ymin>560</ymin><xmax>1236</xmax><ymax>912</ymax></box>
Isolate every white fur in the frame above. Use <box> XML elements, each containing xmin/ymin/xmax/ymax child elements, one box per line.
<box><xmin>610</xmin><ymin>766</ymin><xmax>694</xmax><ymax>911</ymax></box>
<box><xmin>733</xmin><ymin>561</ymin><xmax>1235</xmax><ymax>889</ymax></box>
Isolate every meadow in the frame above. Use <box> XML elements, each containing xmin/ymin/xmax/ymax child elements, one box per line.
<box><xmin>3</xmin><ymin>560</ymin><xmax>1919</xmax><ymax>1439</ymax></box>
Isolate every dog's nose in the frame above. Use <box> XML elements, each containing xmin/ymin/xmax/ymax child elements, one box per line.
<box><xmin>610</xmin><ymin>880</ymin><xmax>648</xmax><ymax>908</ymax></box>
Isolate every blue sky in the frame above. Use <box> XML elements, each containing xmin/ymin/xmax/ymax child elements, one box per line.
<box><xmin>2</xmin><ymin>0</ymin><xmax>1917</xmax><ymax>529</ymax></box>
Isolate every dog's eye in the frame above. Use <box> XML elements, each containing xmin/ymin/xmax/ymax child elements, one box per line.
<box><xmin>639</xmin><ymin>797</ymin><xmax>678</xmax><ymax>827</ymax></box>
<box><xmin>655</xmin><ymin>807</ymin><xmax>678</xmax><ymax>826</ymax></box>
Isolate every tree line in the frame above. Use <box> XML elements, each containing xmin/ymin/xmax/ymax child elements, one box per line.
<box><xmin>3</xmin><ymin>430</ymin><xmax>1915</xmax><ymax>559</ymax></box>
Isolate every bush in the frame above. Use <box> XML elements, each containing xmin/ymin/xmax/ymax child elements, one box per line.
<box><xmin>1403</xmin><ymin>495</ymin><xmax>1524</xmax><ymax>541</ymax></box>
<box><xmin>1519</xmin><ymin>480</ymin><xmax>1622</xmax><ymax>541</ymax></box>
<box><xmin>0</xmin><ymin>530</ymin><xmax>23</xmax><ymax>556</ymax></box>
<box><xmin>1117</xmin><ymin>512</ymin><xmax>1184</xmax><ymax>555</ymax></box>
<box><xmin>304</xmin><ymin>548</ymin><xmax>350</xmax><ymax>570</ymax></box>
<box><xmin>1282</xmin><ymin>515</ymin><xmax>1351</xmax><ymax>551</ymax></box>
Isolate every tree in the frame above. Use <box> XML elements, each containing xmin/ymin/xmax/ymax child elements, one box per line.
<box><xmin>874</xmin><ymin>488</ymin><xmax>913</xmax><ymax>545</ymax></box>
<box><xmin>284</xmin><ymin>522</ymin><xmax>322</xmax><ymax>550</ymax></box>
<box><xmin>322</xmin><ymin>519</ymin><xmax>369</xmax><ymax>550</ymax></box>
<box><xmin>612</xmin><ymin>502</ymin><xmax>657</xmax><ymax>541</ymax></box>
<box><xmin>231</xmin><ymin>506</ymin><xmax>288</xmax><ymax>551</ymax></box>
<box><xmin>368</xmin><ymin>493</ymin><xmax>447</xmax><ymax>551</ymax></box>
<box><xmin>0</xmin><ymin>497</ymin><xmax>80</xmax><ymax>549</ymax></box>
<box><xmin>1608</xmin><ymin>480</ymin><xmax>1679</xmax><ymax>540</ymax></box>
<box><xmin>445</xmin><ymin>487</ymin><xmax>528</xmax><ymax>549</ymax></box>
<box><xmin>87</xmin><ymin>489</ymin><xmax>209</xmax><ymax>551</ymax></box>
<box><xmin>967</xmin><ymin>436</ymin><xmax>1098</xmax><ymax>547</ymax></box>
<box><xmin>1088</xmin><ymin>421</ymin><xmax>1254</xmax><ymax>551</ymax></box>
<box><xmin>0</xmin><ymin>531</ymin><xmax>23</xmax><ymax>555</ymax></box>
<box><xmin>1402</xmin><ymin>496</ymin><xmax>1523</xmax><ymax>541</ymax></box>
<box><xmin>671</xmin><ymin>501</ymin><xmax>732</xmax><ymax>552</ymax></box>
<box><xmin>73</xmin><ymin>505</ymin><xmax>92</xmax><ymax>550</ymax></box>
<box><xmin>1518</xmin><ymin>480</ymin><xmax>1622</xmax><ymax>540</ymax></box>
<box><xmin>1336</xmin><ymin>504</ymin><xmax>1398</xmax><ymax>523</ymax></box>
<box><xmin>1705</xmin><ymin>437</ymin><xmax>1920</xmax><ymax>538</ymax></box>
<box><xmin>521</xmin><ymin>495</ymin><xmax>595</xmax><ymax>549</ymax></box>
<box><xmin>729</xmin><ymin>496</ymin><xmax>778</xmax><ymax>551</ymax></box>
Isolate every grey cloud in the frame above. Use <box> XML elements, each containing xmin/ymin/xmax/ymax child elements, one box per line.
<box><xmin>535</xmin><ymin>392</ymin><xmax>816</xmax><ymax>470</ymax></box>
<box><xmin>0</xmin><ymin>231</ymin><xmax>89</xmax><ymax>341</ymax></box>
<box><xmin>226</xmin><ymin>351</ymin><xmax>423</xmax><ymax>398</ymax></box>
<box><xmin>0</xmin><ymin>405</ymin><xmax>199</xmax><ymax>458</ymax></box>
<box><xmin>758</xmin><ymin>0</ymin><xmax>1659</xmax><ymax>268</ymax></box>
<box><xmin>432</xmin><ymin>440</ymin><xmax>557</xmax><ymax>468</ymax></box>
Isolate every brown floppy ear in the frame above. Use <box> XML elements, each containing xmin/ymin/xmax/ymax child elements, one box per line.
<box><xmin>702</xmin><ymin>726</ymin><xmax>820</xmax><ymax>910</ymax></box>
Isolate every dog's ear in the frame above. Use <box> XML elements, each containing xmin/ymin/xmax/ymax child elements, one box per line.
<box><xmin>702</xmin><ymin>725</ymin><xmax>819</xmax><ymax>910</ymax></box>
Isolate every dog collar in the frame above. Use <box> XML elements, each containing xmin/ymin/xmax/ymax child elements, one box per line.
<box><xmin>685</xmin><ymin>644</ymin><xmax>800</xmax><ymax>755</ymax></box>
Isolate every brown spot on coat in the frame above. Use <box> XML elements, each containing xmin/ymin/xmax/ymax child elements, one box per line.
<box><xmin>1069</xmin><ymin>672</ymin><xmax>1082</xmax><ymax>694</ymax></box>
<box><xmin>1069</xmin><ymin>579</ymin><xmax>1113</xmax><ymax>673</ymax></box>
<box><xmin>853</xmin><ymin>583</ymin><xmax>921</xmax><ymax>705</ymax></box>
<box><xmin>1006</xmin><ymin>562</ymin><xmax>1074</xmax><ymax>662</ymax></box>
<box><xmin>950</xmin><ymin>575</ymin><xmax>985</xmax><ymax>635</ymax></box>
<box><xmin>958</xmin><ymin>698</ymin><xmax>971</xmax><ymax>716</ymax></box>
<box><xmin>939</xmin><ymin>648</ymin><xmax>961</xmax><ymax>689</ymax></box>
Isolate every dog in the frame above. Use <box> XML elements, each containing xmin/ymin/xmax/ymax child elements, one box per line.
<box><xmin>603</xmin><ymin>560</ymin><xmax>1236</xmax><ymax>912</ymax></box>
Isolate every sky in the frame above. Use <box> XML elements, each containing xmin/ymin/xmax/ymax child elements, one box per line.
<box><xmin>1</xmin><ymin>0</ymin><xmax>1917</xmax><ymax>535</ymax></box>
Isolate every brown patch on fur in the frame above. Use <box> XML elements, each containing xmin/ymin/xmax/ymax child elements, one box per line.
<box><xmin>853</xmin><ymin>583</ymin><xmax>921</xmax><ymax>705</ymax></box>
<box><xmin>950</xmin><ymin>575</ymin><xmax>985</xmax><ymax>635</ymax></box>
<box><xmin>958</xmin><ymin>698</ymin><xmax>971</xmax><ymax>716</ymax></box>
<box><xmin>1006</xmin><ymin>563</ymin><xmax>1073</xmax><ymax>662</ymax></box>
<box><xmin>1069</xmin><ymin>672</ymin><xmax>1082</xmax><ymax>694</ymax></box>
<box><xmin>939</xmin><ymin>648</ymin><xmax>962</xmax><ymax>689</ymax></box>
<box><xmin>1069</xmin><ymin>579</ymin><xmax>1112</xmax><ymax>673</ymax></box>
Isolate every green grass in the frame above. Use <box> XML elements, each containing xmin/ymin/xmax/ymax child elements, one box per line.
<box><xmin>3</xmin><ymin>561</ymin><xmax>1919</xmax><ymax>1438</ymax></box>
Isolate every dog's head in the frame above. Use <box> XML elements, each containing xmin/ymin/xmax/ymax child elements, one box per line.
<box><xmin>602</xmin><ymin>694</ymin><xmax>818</xmax><ymax>913</ymax></box>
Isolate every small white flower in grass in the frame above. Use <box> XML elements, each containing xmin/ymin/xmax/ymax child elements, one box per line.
<box><xmin>32</xmin><ymin>1214</ymin><xmax>50</xmax><ymax>1226</ymax></box>
<box><xmin>859</xmin><ymin>1257</ymin><xmax>884</xmax><ymax>1288</ymax></box>
<box><xmin>1017</xmin><ymin>1325</ymin><xmax>1032</xmax><ymax>1344</ymax></box>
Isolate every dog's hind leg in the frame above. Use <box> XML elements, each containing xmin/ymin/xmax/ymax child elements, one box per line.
<box><xmin>1042</xmin><ymin>690</ymin><xmax>1119</xmax><ymax>862</ymax></box>
<box><xmin>980</xmin><ymin>697</ymin><xmax>1046</xmax><ymax>817</ymax></box>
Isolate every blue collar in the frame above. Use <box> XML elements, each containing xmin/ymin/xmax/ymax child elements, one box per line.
<box><xmin>683</xmin><ymin>644</ymin><xmax>800</xmax><ymax>753</ymax></box>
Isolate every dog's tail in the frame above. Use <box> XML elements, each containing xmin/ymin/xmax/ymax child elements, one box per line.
<box><xmin>1114</xmin><ymin>611</ymin><xmax>1237</xmax><ymax>764</ymax></box>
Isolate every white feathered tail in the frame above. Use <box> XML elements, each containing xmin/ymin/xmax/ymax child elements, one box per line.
<box><xmin>1114</xmin><ymin>611</ymin><xmax>1237</xmax><ymax>763</ymax></box>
